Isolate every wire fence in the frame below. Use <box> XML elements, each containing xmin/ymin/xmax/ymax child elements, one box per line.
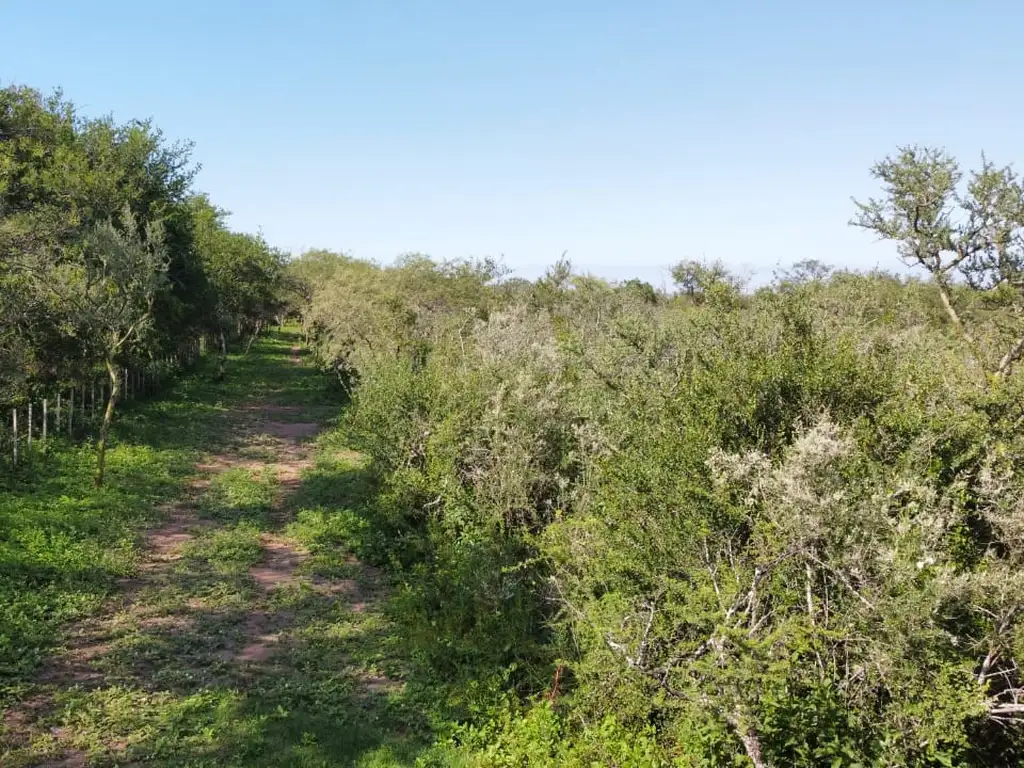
<box><xmin>1</xmin><ymin>335</ymin><xmax>211</xmax><ymax>469</ymax></box>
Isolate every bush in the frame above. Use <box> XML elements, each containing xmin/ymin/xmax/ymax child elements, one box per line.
<box><xmin>302</xmin><ymin>254</ymin><xmax>1024</xmax><ymax>766</ymax></box>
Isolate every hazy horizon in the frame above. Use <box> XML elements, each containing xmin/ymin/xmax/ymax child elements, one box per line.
<box><xmin>4</xmin><ymin>1</ymin><xmax>1022</xmax><ymax>286</ymax></box>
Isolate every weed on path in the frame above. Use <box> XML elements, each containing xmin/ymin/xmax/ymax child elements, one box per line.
<box><xmin>1</xmin><ymin>333</ymin><xmax>428</xmax><ymax>767</ymax></box>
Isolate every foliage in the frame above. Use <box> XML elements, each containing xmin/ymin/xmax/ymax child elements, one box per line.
<box><xmin>295</xmin><ymin>160</ymin><xmax>1024</xmax><ymax>763</ymax></box>
<box><xmin>7</xmin><ymin>84</ymin><xmax>1024</xmax><ymax>765</ymax></box>
<box><xmin>190</xmin><ymin>194</ymin><xmax>285</xmax><ymax>350</ymax></box>
<box><xmin>0</xmin><ymin>83</ymin><xmax>286</xmax><ymax>476</ymax></box>
<box><xmin>671</xmin><ymin>257</ymin><xmax>745</xmax><ymax>306</ymax></box>
<box><xmin>852</xmin><ymin>146</ymin><xmax>1024</xmax><ymax>380</ymax></box>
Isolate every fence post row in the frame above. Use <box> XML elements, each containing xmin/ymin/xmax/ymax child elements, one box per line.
<box><xmin>5</xmin><ymin>335</ymin><xmax>204</xmax><ymax>465</ymax></box>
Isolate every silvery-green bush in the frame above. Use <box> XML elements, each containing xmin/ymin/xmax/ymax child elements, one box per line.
<box><xmin>297</xmin><ymin>245</ymin><xmax>1024</xmax><ymax>766</ymax></box>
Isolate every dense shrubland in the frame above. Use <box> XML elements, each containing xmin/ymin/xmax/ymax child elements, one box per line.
<box><xmin>0</xmin><ymin>84</ymin><xmax>285</xmax><ymax>481</ymax></box>
<box><xmin>291</xmin><ymin>148</ymin><xmax>1024</xmax><ymax>766</ymax></box>
<box><xmin>8</xmin><ymin>80</ymin><xmax>1024</xmax><ymax>764</ymax></box>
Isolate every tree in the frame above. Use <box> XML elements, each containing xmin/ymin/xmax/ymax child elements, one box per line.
<box><xmin>40</xmin><ymin>207</ymin><xmax>169</xmax><ymax>485</ymax></box>
<box><xmin>0</xmin><ymin>86</ymin><xmax>93</xmax><ymax>398</ymax></box>
<box><xmin>776</xmin><ymin>258</ymin><xmax>833</xmax><ymax>286</ymax></box>
<box><xmin>190</xmin><ymin>195</ymin><xmax>283</xmax><ymax>375</ymax></box>
<box><xmin>671</xmin><ymin>258</ymin><xmax>744</xmax><ymax>305</ymax></box>
<box><xmin>620</xmin><ymin>278</ymin><xmax>659</xmax><ymax>304</ymax></box>
<box><xmin>852</xmin><ymin>146</ymin><xmax>1024</xmax><ymax>379</ymax></box>
<box><xmin>1</xmin><ymin>84</ymin><xmax>199</xmax><ymax>414</ymax></box>
<box><xmin>91</xmin><ymin>210</ymin><xmax>168</xmax><ymax>485</ymax></box>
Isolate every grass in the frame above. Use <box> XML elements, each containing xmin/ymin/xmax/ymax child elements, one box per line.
<box><xmin>197</xmin><ymin>468</ymin><xmax>279</xmax><ymax>526</ymax></box>
<box><xmin>0</xmin><ymin>330</ymin><xmax>437</xmax><ymax>767</ymax></box>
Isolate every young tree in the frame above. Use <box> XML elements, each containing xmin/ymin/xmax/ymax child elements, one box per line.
<box><xmin>81</xmin><ymin>208</ymin><xmax>169</xmax><ymax>485</ymax></box>
<box><xmin>11</xmin><ymin>204</ymin><xmax>168</xmax><ymax>484</ymax></box>
<box><xmin>852</xmin><ymin>146</ymin><xmax>1024</xmax><ymax>379</ymax></box>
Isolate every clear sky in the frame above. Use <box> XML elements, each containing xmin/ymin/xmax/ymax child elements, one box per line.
<box><xmin>3</xmin><ymin>1</ymin><xmax>1023</xmax><ymax>286</ymax></box>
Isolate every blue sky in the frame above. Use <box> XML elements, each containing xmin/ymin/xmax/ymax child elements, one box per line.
<box><xmin>3</xmin><ymin>1</ymin><xmax>1023</xmax><ymax>286</ymax></box>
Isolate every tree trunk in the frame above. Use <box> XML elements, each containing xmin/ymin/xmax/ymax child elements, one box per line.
<box><xmin>737</xmin><ymin>727</ymin><xmax>770</xmax><ymax>768</ymax></box>
<box><xmin>244</xmin><ymin>319</ymin><xmax>263</xmax><ymax>355</ymax></box>
<box><xmin>936</xmin><ymin>281</ymin><xmax>974</xmax><ymax>345</ymax></box>
<box><xmin>732</xmin><ymin>717</ymin><xmax>771</xmax><ymax>768</ymax></box>
<box><xmin>723</xmin><ymin>705</ymin><xmax>772</xmax><ymax>768</ymax></box>
<box><xmin>95</xmin><ymin>359</ymin><xmax>120</xmax><ymax>487</ymax></box>
<box><xmin>216</xmin><ymin>329</ymin><xmax>228</xmax><ymax>381</ymax></box>
<box><xmin>996</xmin><ymin>333</ymin><xmax>1024</xmax><ymax>379</ymax></box>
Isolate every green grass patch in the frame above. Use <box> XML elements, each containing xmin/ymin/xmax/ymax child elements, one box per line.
<box><xmin>197</xmin><ymin>468</ymin><xmax>278</xmax><ymax>527</ymax></box>
<box><xmin>182</xmin><ymin>523</ymin><xmax>264</xmax><ymax>574</ymax></box>
<box><xmin>0</xmin><ymin>402</ymin><xmax>205</xmax><ymax>701</ymax></box>
<box><xmin>1</xmin><ymin>330</ymin><xmax>440</xmax><ymax>767</ymax></box>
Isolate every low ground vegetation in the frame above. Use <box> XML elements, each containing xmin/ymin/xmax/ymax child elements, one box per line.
<box><xmin>2</xmin><ymin>333</ymin><xmax>431</xmax><ymax>767</ymax></box>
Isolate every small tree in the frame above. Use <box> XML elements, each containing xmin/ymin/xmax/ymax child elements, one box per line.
<box><xmin>83</xmin><ymin>208</ymin><xmax>168</xmax><ymax>485</ymax></box>
<box><xmin>776</xmin><ymin>258</ymin><xmax>833</xmax><ymax>286</ymax></box>
<box><xmin>671</xmin><ymin>258</ymin><xmax>744</xmax><ymax>306</ymax></box>
<box><xmin>15</xmin><ymin>205</ymin><xmax>167</xmax><ymax>484</ymax></box>
<box><xmin>852</xmin><ymin>146</ymin><xmax>1024</xmax><ymax>379</ymax></box>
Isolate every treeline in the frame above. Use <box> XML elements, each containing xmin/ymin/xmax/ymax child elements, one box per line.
<box><xmin>290</xmin><ymin>148</ymin><xmax>1024</xmax><ymax>766</ymax></box>
<box><xmin>0</xmin><ymin>85</ymin><xmax>287</xmax><ymax>483</ymax></box>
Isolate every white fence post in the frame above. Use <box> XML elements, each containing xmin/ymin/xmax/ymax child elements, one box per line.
<box><xmin>43</xmin><ymin>399</ymin><xmax>48</xmax><ymax>443</ymax></box>
<box><xmin>12</xmin><ymin>408</ymin><xmax>17</xmax><ymax>466</ymax></box>
<box><xmin>27</xmin><ymin>402</ymin><xmax>32</xmax><ymax>448</ymax></box>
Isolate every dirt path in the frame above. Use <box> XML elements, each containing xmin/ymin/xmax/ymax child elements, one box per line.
<box><xmin>2</xmin><ymin>340</ymin><xmax>412</xmax><ymax>767</ymax></box>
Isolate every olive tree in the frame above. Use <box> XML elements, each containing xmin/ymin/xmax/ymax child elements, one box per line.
<box><xmin>86</xmin><ymin>209</ymin><xmax>168</xmax><ymax>485</ymax></box>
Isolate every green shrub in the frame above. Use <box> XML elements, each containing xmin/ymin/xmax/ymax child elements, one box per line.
<box><xmin>303</xmin><ymin>255</ymin><xmax>1024</xmax><ymax>766</ymax></box>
